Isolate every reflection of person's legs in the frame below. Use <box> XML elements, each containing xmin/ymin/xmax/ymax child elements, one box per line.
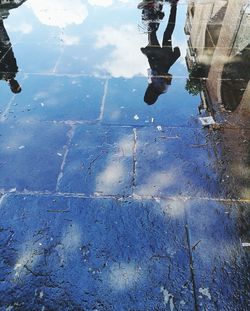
<box><xmin>0</xmin><ymin>20</ymin><xmax>10</xmax><ymax>45</ymax></box>
<box><xmin>162</xmin><ymin>4</ymin><xmax>177</xmax><ymax>47</ymax></box>
<box><xmin>148</xmin><ymin>30</ymin><xmax>160</xmax><ymax>47</ymax></box>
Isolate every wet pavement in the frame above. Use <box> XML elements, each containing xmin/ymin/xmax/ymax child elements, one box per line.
<box><xmin>0</xmin><ymin>0</ymin><xmax>250</xmax><ymax>310</ymax></box>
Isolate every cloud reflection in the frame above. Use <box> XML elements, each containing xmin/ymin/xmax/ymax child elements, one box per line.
<box><xmin>136</xmin><ymin>169</ymin><xmax>179</xmax><ymax>197</ymax></box>
<box><xmin>27</xmin><ymin>0</ymin><xmax>88</xmax><ymax>28</ymax></box>
<box><xmin>96</xmin><ymin>161</ymin><xmax>125</xmax><ymax>194</ymax></box>
<box><xmin>60</xmin><ymin>34</ymin><xmax>80</xmax><ymax>46</ymax></box>
<box><xmin>95</xmin><ymin>25</ymin><xmax>147</xmax><ymax>78</ymax></box>
<box><xmin>88</xmin><ymin>0</ymin><xmax>113</xmax><ymax>7</ymax></box>
<box><xmin>6</xmin><ymin>22</ymin><xmax>33</xmax><ymax>34</ymax></box>
<box><xmin>109</xmin><ymin>262</ymin><xmax>143</xmax><ymax>291</ymax></box>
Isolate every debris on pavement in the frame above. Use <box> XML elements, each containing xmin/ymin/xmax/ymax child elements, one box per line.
<box><xmin>199</xmin><ymin>116</ymin><xmax>216</xmax><ymax>126</ymax></box>
<box><xmin>242</xmin><ymin>242</ymin><xmax>250</xmax><ymax>247</ymax></box>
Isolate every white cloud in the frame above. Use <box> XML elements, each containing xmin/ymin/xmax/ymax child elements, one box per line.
<box><xmin>95</xmin><ymin>24</ymin><xmax>148</xmax><ymax>78</ymax></box>
<box><xmin>173</xmin><ymin>36</ymin><xmax>187</xmax><ymax>66</ymax></box>
<box><xmin>6</xmin><ymin>22</ymin><xmax>33</xmax><ymax>34</ymax></box>
<box><xmin>88</xmin><ymin>0</ymin><xmax>113</xmax><ymax>7</ymax></box>
<box><xmin>60</xmin><ymin>34</ymin><xmax>80</xmax><ymax>45</ymax></box>
<box><xmin>135</xmin><ymin>167</ymin><xmax>183</xmax><ymax>197</ymax></box>
<box><xmin>95</xmin><ymin>134</ymin><xmax>133</xmax><ymax>195</ymax></box>
<box><xmin>118</xmin><ymin>0</ymin><xmax>133</xmax><ymax>3</ymax></box>
<box><xmin>108</xmin><ymin>262</ymin><xmax>143</xmax><ymax>291</ymax></box>
<box><xmin>27</xmin><ymin>0</ymin><xmax>88</xmax><ymax>28</ymax></box>
<box><xmin>95</xmin><ymin>161</ymin><xmax>125</xmax><ymax>195</ymax></box>
<box><xmin>88</xmin><ymin>0</ymin><xmax>134</xmax><ymax>7</ymax></box>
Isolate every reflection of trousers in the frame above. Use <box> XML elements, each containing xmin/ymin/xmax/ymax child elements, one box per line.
<box><xmin>0</xmin><ymin>20</ymin><xmax>10</xmax><ymax>45</ymax></box>
<box><xmin>149</xmin><ymin>5</ymin><xmax>177</xmax><ymax>48</ymax></box>
<box><xmin>0</xmin><ymin>19</ymin><xmax>17</xmax><ymax>76</ymax></box>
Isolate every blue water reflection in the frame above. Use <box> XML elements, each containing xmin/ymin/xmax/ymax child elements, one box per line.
<box><xmin>0</xmin><ymin>1</ymin><xmax>250</xmax><ymax>310</ymax></box>
<box><xmin>1</xmin><ymin>0</ymin><xmax>197</xmax><ymax>126</ymax></box>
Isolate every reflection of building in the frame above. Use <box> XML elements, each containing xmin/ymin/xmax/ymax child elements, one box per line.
<box><xmin>185</xmin><ymin>0</ymin><xmax>250</xmax><ymax>200</ymax></box>
<box><xmin>185</xmin><ymin>0</ymin><xmax>250</xmax><ymax>117</ymax></box>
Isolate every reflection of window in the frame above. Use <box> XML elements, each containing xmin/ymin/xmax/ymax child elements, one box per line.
<box><xmin>190</xmin><ymin>5</ymin><xmax>195</xmax><ymax>17</ymax></box>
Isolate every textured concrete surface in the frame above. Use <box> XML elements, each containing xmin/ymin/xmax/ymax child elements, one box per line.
<box><xmin>0</xmin><ymin>195</ymin><xmax>195</xmax><ymax>310</ymax></box>
<box><xmin>0</xmin><ymin>1</ymin><xmax>249</xmax><ymax>310</ymax></box>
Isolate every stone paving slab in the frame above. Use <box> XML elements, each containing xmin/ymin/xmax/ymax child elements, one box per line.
<box><xmin>0</xmin><ymin>73</ymin><xmax>26</xmax><ymax>120</ymax></box>
<box><xmin>0</xmin><ymin>1</ymin><xmax>248</xmax><ymax>310</ymax></box>
<box><xmin>0</xmin><ymin>88</ymin><xmax>14</xmax><ymax>117</ymax></box>
<box><xmin>6</xmin><ymin>75</ymin><xmax>105</xmax><ymax>122</ymax></box>
<box><xmin>212</xmin><ymin>128</ymin><xmax>250</xmax><ymax>200</ymax></box>
<box><xmin>0</xmin><ymin>121</ymin><xmax>70</xmax><ymax>191</ymax></box>
<box><xmin>58</xmin><ymin>125</ymin><xmax>135</xmax><ymax>196</ymax></box>
<box><xmin>102</xmin><ymin>77</ymin><xmax>200</xmax><ymax>127</ymax></box>
<box><xmin>0</xmin><ymin>194</ymin><xmax>194</xmax><ymax>310</ymax></box>
<box><xmin>185</xmin><ymin>199</ymin><xmax>250</xmax><ymax>311</ymax></box>
<box><xmin>54</xmin><ymin>45</ymin><xmax>112</xmax><ymax>76</ymax></box>
<box><xmin>134</xmin><ymin>126</ymin><xmax>222</xmax><ymax>198</ymax></box>
<box><xmin>4</xmin><ymin>5</ymin><xmax>61</xmax><ymax>46</ymax></box>
<box><xmin>14</xmin><ymin>43</ymin><xmax>61</xmax><ymax>74</ymax></box>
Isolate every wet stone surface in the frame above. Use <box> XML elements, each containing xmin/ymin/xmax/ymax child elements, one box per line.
<box><xmin>0</xmin><ymin>121</ymin><xmax>70</xmax><ymax>191</ymax></box>
<box><xmin>0</xmin><ymin>195</ymin><xmax>194</xmax><ymax>310</ymax></box>
<box><xmin>102</xmin><ymin>77</ymin><xmax>199</xmax><ymax>127</ymax></box>
<box><xmin>58</xmin><ymin>125</ymin><xmax>135</xmax><ymax>196</ymax></box>
<box><xmin>6</xmin><ymin>76</ymin><xmax>106</xmax><ymax>122</ymax></box>
<box><xmin>186</xmin><ymin>199</ymin><xmax>250</xmax><ymax>310</ymax></box>
<box><xmin>0</xmin><ymin>0</ymin><xmax>250</xmax><ymax>310</ymax></box>
<box><xmin>134</xmin><ymin>126</ymin><xmax>221</xmax><ymax>198</ymax></box>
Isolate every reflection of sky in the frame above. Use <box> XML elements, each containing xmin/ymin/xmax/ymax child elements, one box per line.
<box><xmin>4</xmin><ymin>0</ymin><xmax>188</xmax><ymax>78</ymax></box>
<box><xmin>27</xmin><ymin>0</ymin><xmax>89</xmax><ymax>28</ymax></box>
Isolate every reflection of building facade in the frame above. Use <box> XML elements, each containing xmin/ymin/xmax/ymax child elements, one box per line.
<box><xmin>185</xmin><ymin>0</ymin><xmax>250</xmax><ymax>117</ymax></box>
<box><xmin>185</xmin><ymin>0</ymin><xmax>250</xmax><ymax>200</ymax></box>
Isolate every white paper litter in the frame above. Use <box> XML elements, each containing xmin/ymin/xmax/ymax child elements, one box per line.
<box><xmin>157</xmin><ymin>125</ymin><xmax>163</xmax><ymax>131</ymax></box>
<box><xmin>199</xmin><ymin>116</ymin><xmax>216</xmax><ymax>126</ymax></box>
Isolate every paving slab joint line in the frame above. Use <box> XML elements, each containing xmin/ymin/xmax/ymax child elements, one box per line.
<box><xmin>1</xmin><ymin>116</ymin><xmax>206</xmax><ymax>130</ymax></box>
<box><xmin>0</xmin><ymin>45</ymin><xmax>12</xmax><ymax>63</ymax></box>
<box><xmin>56</xmin><ymin>119</ymin><xmax>100</xmax><ymax>126</ymax></box>
<box><xmin>1</xmin><ymin>190</ymin><xmax>250</xmax><ymax>204</ymax></box>
<box><xmin>98</xmin><ymin>78</ymin><xmax>109</xmax><ymax>121</ymax></box>
<box><xmin>55</xmin><ymin>125</ymin><xmax>76</xmax><ymax>191</ymax></box>
<box><xmin>52</xmin><ymin>45</ymin><xmax>65</xmax><ymax>74</ymax></box>
<box><xmin>185</xmin><ymin>221</ymin><xmax>199</xmax><ymax>311</ymax></box>
<box><xmin>0</xmin><ymin>193</ymin><xmax>9</xmax><ymax>207</ymax></box>
<box><xmin>26</xmin><ymin>73</ymin><xmax>111</xmax><ymax>79</ymax></box>
<box><xmin>0</xmin><ymin>94</ymin><xmax>16</xmax><ymax>122</ymax></box>
<box><xmin>0</xmin><ymin>75</ymin><xmax>28</xmax><ymax>122</ymax></box>
<box><xmin>132</xmin><ymin>128</ymin><xmax>138</xmax><ymax>191</ymax></box>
